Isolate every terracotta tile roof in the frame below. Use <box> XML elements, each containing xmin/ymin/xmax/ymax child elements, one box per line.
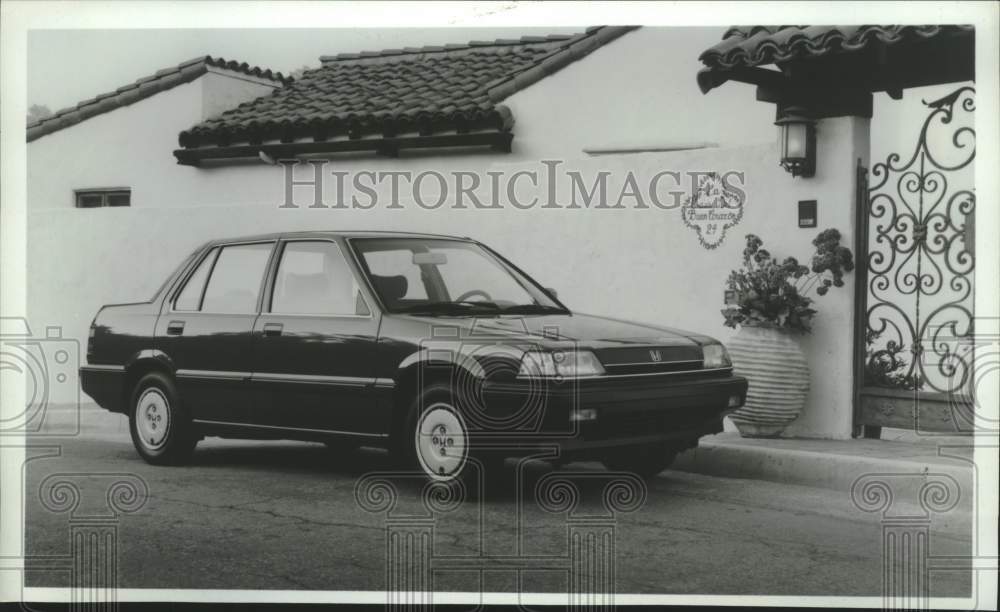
<box><xmin>176</xmin><ymin>26</ymin><xmax>636</xmax><ymax>150</ymax></box>
<box><xmin>27</xmin><ymin>56</ymin><xmax>290</xmax><ymax>143</ymax></box>
<box><xmin>699</xmin><ymin>25</ymin><xmax>974</xmax><ymax>71</ymax></box>
<box><xmin>698</xmin><ymin>25</ymin><xmax>975</xmax><ymax>92</ymax></box>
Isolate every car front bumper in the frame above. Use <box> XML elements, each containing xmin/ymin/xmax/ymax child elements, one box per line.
<box><xmin>472</xmin><ymin>370</ymin><xmax>748</xmax><ymax>459</ymax></box>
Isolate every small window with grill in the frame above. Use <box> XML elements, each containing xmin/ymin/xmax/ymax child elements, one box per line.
<box><xmin>74</xmin><ymin>188</ymin><xmax>131</xmax><ymax>208</ymax></box>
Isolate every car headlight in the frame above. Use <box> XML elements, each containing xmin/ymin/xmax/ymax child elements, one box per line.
<box><xmin>518</xmin><ymin>350</ymin><xmax>605</xmax><ymax>378</ymax></box>
<box><xmin>702</xmin><ymin>343</ymin><xmax>732</xmax><ymax>369</ymax></box>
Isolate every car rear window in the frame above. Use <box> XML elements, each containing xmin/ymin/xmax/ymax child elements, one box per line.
<box><xmin>173</xmin><ymin>248</ymin><xmax>218</xmax><ymax>311</ymax></box>
<box><xmin>199</xmin><ymin>243</ymin><xmax>273</xmax><ymax>313</ymax></box>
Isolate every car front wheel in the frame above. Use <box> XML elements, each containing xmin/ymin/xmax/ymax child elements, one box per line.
<box><xmin>128</xmin><ymin>372</ymin><xmax>197</xmax><ymax>465</ymax></box>
<box><xmin>415</xmin><ymin>401</ymin><xmax>470</xmax><ymax>482</ymax></box>
<box><xmin>396</xmin><ymin>384</ymin><xmax>479</xmax><ymax>484</ymax></box>
<box><xmin>601</xmin><ymin>443</ymin><xmax>677</xmax><ymax>479</ymax></box>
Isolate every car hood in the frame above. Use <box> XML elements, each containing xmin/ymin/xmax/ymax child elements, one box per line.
<box><xmin>398</xmin><ymin>312</ymin><xmax>715</xmax><ymax>350</ymax></box>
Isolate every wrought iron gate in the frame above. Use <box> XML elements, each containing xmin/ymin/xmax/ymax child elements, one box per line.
<box><xmin>855</xmin><ymin>86</ymin><xmax>976</xmax><ymax>435</ymax></box>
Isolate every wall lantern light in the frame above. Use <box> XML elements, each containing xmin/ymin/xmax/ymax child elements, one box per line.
<box><xmin>775</xmin><ymin>107</ymin><xmax>816</xmax><ymax>178</ymax></box>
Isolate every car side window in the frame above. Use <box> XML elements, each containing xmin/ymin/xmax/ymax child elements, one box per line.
<box><xmin>199</xmin><ymin>243</ymin><xmax>274</xmax><ymax>313</ymax></box>
<box><xmin>270</xmin><ymin>241</ymin><xmax>366</xmax><ymax>315</ymax></box>
<box><xmin>173</xmin><ymin>248</ymin><xmax>218</xmax><ymax>311</ymax></box>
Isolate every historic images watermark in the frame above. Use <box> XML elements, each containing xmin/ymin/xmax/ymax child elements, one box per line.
<box><xmin>276</xmin><ymin>159</ymin><xmax>747</xmax><ymax>214</ymax></box>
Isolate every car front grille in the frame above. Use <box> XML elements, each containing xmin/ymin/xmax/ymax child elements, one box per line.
<box><xmin>595</xmin><ymin>345</ymin><xmax>704</xmax><ymax>376</ymax></box>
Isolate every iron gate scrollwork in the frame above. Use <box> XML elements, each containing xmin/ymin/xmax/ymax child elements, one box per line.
<box><xmin>864</xmin><ymin>86</ymin><xmax>975</xmax><ymax>402</ymax></box>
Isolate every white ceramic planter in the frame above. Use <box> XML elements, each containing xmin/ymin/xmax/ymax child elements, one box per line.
<box><xmin>728</xmin><ymin>325</ymin><xmax>810</xmax><ymax>438</ymax></box>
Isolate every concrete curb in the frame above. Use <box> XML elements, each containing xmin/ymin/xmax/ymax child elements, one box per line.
<box><xmin>672</xmin><ymin>433</ymin><xmax>976</xmax><ymax>514</ymax></box>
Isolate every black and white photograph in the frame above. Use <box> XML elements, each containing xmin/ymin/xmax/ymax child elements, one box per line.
<box><xmin>1</xmin><ymin>1</ymin><xmax>998</xmax><ymax>609</ymax></box>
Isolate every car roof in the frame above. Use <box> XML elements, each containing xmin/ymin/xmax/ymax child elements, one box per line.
<box><xmin>205</xmin><ymin>230</ymin><xmax>475</xmax><ymax>245</ymax></box>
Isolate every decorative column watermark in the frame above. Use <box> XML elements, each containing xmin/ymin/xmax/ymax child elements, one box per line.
<box><xmin>852</xmin><ymin>472</ymin><xmax>966</xmax><ymax>610</ymax></box>
<box><xmin>356</xmin><ymin>465</ymin><xmax>646</xmax><ymax>609</ymax></box>
<box><xmin>33</xmin><ymin>473</ymin><xmax>149</xmax><ymax>611</ymax></box>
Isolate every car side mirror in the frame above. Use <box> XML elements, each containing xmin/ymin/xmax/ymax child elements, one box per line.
<box><xmin>545</xmin><ymin>287</ymin><xmax>558</xmax><ymax>300</ymax></box>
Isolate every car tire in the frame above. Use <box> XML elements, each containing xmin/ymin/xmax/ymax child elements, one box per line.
<box><xmin>395</xmin><ymin>383</ymin><xmax>481</xmax><ymax>485</ymax></box>
<box><xmin>128</xmin><ymin>372</ymin><xmax>197</xmax><ymax>466</ymax></box>
<box><xmin>601</xmin><ymin>443</ymin><xmax>677</xmax><ymax>479</ymax></box>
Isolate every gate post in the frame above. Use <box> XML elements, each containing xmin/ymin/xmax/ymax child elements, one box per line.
<box><xmin>852</xmin><ymin>159</ymin><xmax>878</xmax><ymax>439</ymax></box>
<box><xmin>784</xmin><ymin>113</ymin><xmax>871</xmax><ymax>439</ymax></box>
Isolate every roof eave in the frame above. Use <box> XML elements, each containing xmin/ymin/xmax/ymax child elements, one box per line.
<box><xmin>173</xmin><ymin>130</ymin><xmax>514</xmax><ymax>167</ymax></box>
<box><xmin>26</xmin><ymin>55</ymin><xmax>289</xmax><ymax>144</ymax></box>
<box><xmin>698</xmin><ymin>25</ymin><xmax>975</xmax><ymax>99</ymax></box>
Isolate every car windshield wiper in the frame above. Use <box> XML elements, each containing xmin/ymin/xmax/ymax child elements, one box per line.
<box><xmin>394</xmin><ymin>301</ymin><xmax>501</xmax><ymax>315</ymax></box>
<box><xmin>499</xmin><ymin>304</ymin><xmax>568</xmax><ymax>315</ymax></box>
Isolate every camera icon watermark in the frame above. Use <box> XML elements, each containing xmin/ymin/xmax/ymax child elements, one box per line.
<box><xmin>416</xmin><ymin>318</ymin><xmax>584</xmax><ymax>442</ymax></box>
<box><xmin>0</xmin><ymin>317</ymin><xmax>80</xmax><ymax>437</ymax></box>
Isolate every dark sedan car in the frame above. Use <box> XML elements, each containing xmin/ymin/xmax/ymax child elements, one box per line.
<box><xmin>80</xmin><ymin>231</ymin><xmax>746</xmax><ymax>482</ymax></box>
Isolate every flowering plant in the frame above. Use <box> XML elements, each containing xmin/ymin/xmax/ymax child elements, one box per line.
<box><xmin>721</xmin><ymin>229</ymin><xmax>854</xmax><ymax>334</ymax></box>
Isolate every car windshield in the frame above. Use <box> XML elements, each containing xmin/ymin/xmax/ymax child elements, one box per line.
<box><xmin>351</xmin><ymin>238</ymin><xmax>565</xmax><ymax>315</ymax></box>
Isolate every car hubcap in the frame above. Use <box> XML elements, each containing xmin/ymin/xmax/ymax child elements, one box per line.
<box><xmin>136</xmin><ymin>388</ymin><xmax>170</xmax><ymax>450</ymax></box>
<box><xmin>415</xmin><ymin>403</ymin><xmax>468</xmax><ymax>481</ymax></box>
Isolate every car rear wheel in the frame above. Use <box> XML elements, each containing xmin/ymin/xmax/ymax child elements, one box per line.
<box><xmin>601</xmin><ymin>443</ymin><xmax>677</xmax><ymax>479</ymax></box>
<box><xmin>128</xmin><ymin>372</ymin><xmax>197</xmax><ymax>465</ymax></box>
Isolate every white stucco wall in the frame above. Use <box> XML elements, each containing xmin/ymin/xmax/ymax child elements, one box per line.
<box><xmin>27</xmin><ymin>70</ymin><xmax>280</xmax><ymax>210</ymax></box>
<box><xmin>200</xmin><ymin>69</ymin><xmax>280</xmax><ymax>121</ymax></box>
<box><xmin>502</xmin><ymin>26</ymin><xmax>777</xmax><ymax>157</ymax></box>
<box><xmin>27</xmin><ymin>80</ymin><xmax>203</xmax><ymax>209</ymax></box>
<box><xmin>27</xmin><ymin>28</ymin><xmax>917</xmax><ymax>438</ymax></box>
<box><xmin>28</xmin><ymin>132</ymin><xmax>867</xmax><ymax>437</ymax></box>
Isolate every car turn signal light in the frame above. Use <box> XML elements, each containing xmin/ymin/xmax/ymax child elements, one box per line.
<box><xmin>702</xmin><ymin>343</ymin><xmax>732</xmax><ymax>369</ymax></box>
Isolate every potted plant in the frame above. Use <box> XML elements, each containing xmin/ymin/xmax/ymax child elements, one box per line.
<box><xmin>721</xmin><ymin>229</ymin><xmax>854</xmax><ymax>437</ymax></box>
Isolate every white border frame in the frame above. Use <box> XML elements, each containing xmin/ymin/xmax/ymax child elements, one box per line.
<box><xmin>3</xmin><ymin>1</ymin><xmax>997</xmax><ymax>608</ymax></box>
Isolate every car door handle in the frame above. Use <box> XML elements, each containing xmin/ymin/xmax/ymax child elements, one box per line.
<box><xmin>165</xmin><ymin>320</ymin><xmax>185</xmax><ymax>336</ymax></box>
<box><xmin>262</xmin><ymin>323</ymin><xmax>283</xmax><ymax>337</ymax></box>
